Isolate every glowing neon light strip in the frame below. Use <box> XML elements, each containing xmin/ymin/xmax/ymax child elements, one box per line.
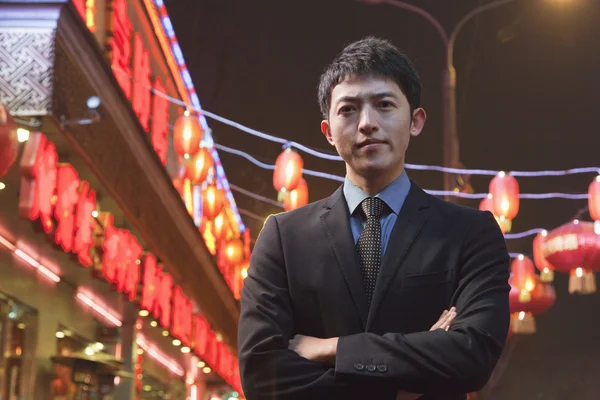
<box><xmin>74</xmin><ymin>289</ymin><xmax>185</xmax><ymax>376</ymax></box>
<box><xmin>137</xmin><ymin>333</ymin><xmax>185</xmax><ymax>376</ymax></box>
<box><xmin>75</xmin><ymin>289</ymin><xmax>123</xmax><ymax>327</ymax></box>
<box><xmin>0</xmin><ymin>234</ymin><xmax>60</xmax><ymax>283</ymax></box>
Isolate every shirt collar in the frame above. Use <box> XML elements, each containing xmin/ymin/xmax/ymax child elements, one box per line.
<box><xmin>343</xmin><ymin>170</ymin><xmax>411</xmax><ymax>216</ymax></box>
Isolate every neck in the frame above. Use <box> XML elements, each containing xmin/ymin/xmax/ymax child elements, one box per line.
<box><xmin>347</xmin><ymin>165</ymin><xmax>404</xmax><ymax>196</ymax></box>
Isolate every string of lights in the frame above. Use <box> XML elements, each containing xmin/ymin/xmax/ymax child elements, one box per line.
<box><xmin>113</xmin><ymin>67</ymin><xmax>600</xmax><ymax>179</ymax></box>
<box><xmin>216</xmin><ymin>143</ymin><xmax>590</xmax><ymax>200</ymax></box>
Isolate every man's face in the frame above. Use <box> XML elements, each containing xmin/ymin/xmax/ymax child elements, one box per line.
<box><xmin>321</xmin><ymin>74</ymin><xmax>425</xmax><ymax>184</ymax></box>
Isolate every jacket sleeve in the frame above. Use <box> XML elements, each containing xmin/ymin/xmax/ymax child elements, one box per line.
<box><xmin>238</xmin><ymin>215</ymin><xmax>358</xmax><ymax>400</ymax></box>
<box><xmin>334</xmin><ymin>211</ymin><xmax>511</xmax><ymax>395</ymax></box>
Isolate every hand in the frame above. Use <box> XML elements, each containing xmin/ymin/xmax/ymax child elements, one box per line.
<box><xmin>288</xmin><ymin>334</ymin><xmax>338</xmax><ymax>365</ymax></box>
<box><xmin>395</xmin><ymin>308</ymin><xmax>457</xmax><ymax>400</ymax></box>
<box><xmin>429</xmin><ymin>307</ymin><xmax>456</xmax><ymax>331</ymax></box>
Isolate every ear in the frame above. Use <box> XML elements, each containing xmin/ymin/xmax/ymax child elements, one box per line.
<box><xmin>321</xmin><ymin>120</ymin><xmax>335</xmax><ymax>146</ymax></box>
<box><xmin>410</xmin><ymin>108</ymin><xmax>427</xmax><ymax>137</ymax></box>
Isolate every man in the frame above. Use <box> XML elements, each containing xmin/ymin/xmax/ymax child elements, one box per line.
<box><xmin>238</xmin><ymin>37</ymin><xmax>510</xmax><ymax>400</ymax></box>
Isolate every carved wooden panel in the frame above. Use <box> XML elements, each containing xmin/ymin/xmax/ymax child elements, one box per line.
<box><xmin>0</xmin><ymin>29</ymin><xmax>55</xmax><ymax>116</ymax></box>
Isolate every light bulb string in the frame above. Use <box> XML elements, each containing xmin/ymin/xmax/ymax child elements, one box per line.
<box><xmin>112</xmin><ymin>67</ymin><xmax>600</xmax><ymax>179</ymax></box>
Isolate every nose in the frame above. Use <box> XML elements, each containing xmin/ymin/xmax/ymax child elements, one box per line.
<box><xmin>358</xmin><ymin>106</ymin><xmax>378</xmax><ymax>135</ymax></box>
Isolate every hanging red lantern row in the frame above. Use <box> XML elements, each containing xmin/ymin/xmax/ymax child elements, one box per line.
<box><xmin>202</xmin><ymin>183</ymin><xmax>225</xmax><ymax>220</ymax></box>
<box><xmin>217</xmin><ymin>239</ymin><xmax>233</xmax><ymax>286</ymax></box>
<box><xmin>589</xmin><ymin>175</ymin><xmax>600</xmax><ymax>221</ymax></box>
<box><xmin>243</xmin><ymin>228</ymin><xmax>252</xmax><ymax>261</ymax></box>
<box><xmin>511</xmin><ymin>255</ymin><xmax>536</xmax><ymax>302</ymax></box>
<box><xmin>509</xmin><ymin>275</ymin><xmax>556</xmax><ymax>334</ymax></box>
<box><xmin>282</xmin><ymin>178</ymin><xmax>309</xmax><ymax>211</ymax></box>
<box><xmin>273</xmin><ymin>148</ymin><xmax>303</xmax><ymax>193</ymax></box>
<box><xmin>543</xmin><ymin>220</ymin><xmax>600</xmax><ymax>294</ymax></box>
<box><xmin>533</xmin><ymin>230</ymin><xmax>555</xmax><ymax>282</ymax></box>
<box><xmin>233</xmin><ymin>259</ymin><xmax>249</xmax><ymax>300</ymax></box>
<box><xmin>185</xmin><ymin>147</ymin><xmax>214</xmax><ymax>185</ymax></box>
<box><xmin>0</xmin><ymin>104</ymin><xmax>19</xmax><ymax>178</ymax></box>
<box><xmin>172</xmin><ymin>177</ymin><xmax>183</xmax><ymax>196</ymax></box>
<box><xmin>173</xmin><ymin>110</ymin><xmax>203</xmax><ymax>158</ymax></box>
<box><xmin>201</xmin><ymin>221</ymin><xmax>217</xmax><ymax>255</ymax></box>
<box><xmin>213</xmin><ymin>211</ymin><xmax>231</xmax><ymax>241</ymax></box>
<box><xmin>225</xmin><ymin>238</ymin><xmax>244</xmax><ymax>265</ymax></box>
<box><xmin>488</xmin><ymin>172</ymin><xmax>519</xmax><ymax>232</ymax></box>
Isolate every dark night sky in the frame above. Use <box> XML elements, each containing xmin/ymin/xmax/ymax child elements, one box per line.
<box><xmin>164</xmin><ymin>0</ymin><xmax>600</xmax><ymax>398</ymax></box>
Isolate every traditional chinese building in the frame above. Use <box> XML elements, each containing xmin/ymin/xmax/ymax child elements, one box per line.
<box><xmin>0</xmin><ymin>0</ymin><xmax>247</xmax><ymax>399</ymax></box>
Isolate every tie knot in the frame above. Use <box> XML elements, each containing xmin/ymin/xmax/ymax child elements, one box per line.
<box><xmin>361</xmin><ymin>197</ymin><xmax>386</xmax><ymax>219</ymax></box>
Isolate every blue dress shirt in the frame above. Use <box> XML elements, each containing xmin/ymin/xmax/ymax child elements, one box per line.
<box><xmin>343</xmin><ymin>170</ymin><xmax>411</xmax><ymax>256</ymax></box>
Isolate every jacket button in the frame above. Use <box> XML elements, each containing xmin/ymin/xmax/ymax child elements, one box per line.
<box><xmin>377</xmin><ymin>365</ymin><xmax>388</xmax><ymax>373</ymax></box>
<box><xmin>354</xmin><ymin>363</ymin><xmax>365</xmax><ymax>371</ymax></box>
<box><xmin>366</xmin><ymin>364</ymin><xmax>376</xmax><ymax>372</ymax></box>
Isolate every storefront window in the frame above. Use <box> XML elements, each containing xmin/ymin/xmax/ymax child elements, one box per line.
<box><xmin>138</xmin><ymin>374</ymin><xmax>171</xmax><ymax>399</ymax></box>
<box><xmin>51</xmin><ymin>324</ymin><xmax>118</xmax><ymax>400</ymax></box>
<box><xmin>0</xmin><ymin>293</ymin><xmax>37</xmax><ymax>400</ymax></box>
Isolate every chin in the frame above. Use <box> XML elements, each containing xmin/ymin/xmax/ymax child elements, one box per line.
<box><xmin>356</xmin><ymin>164</ymin><xmax>389</xmax><ymax>179</ymax></box>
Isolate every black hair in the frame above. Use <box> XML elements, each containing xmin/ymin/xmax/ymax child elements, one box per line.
<box><xmin>318</xmin><ymin>36</ymin><xmax>422</xmax><ymax>119</ymax></box>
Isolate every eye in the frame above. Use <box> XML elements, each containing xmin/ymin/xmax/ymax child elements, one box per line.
<box><xmin>338</xmin><ymin>105</ymin><xmax>355</xmax><ymax>114</ymax></box>
<box><xmin>378</xmin><ymin>101</ymin><xmax>394</xmax><ymax>108</ymax></box>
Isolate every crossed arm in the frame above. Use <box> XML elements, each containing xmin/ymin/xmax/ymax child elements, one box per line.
<box><xmin>238</xmin><ymin>211</ymin><xmax>510</xmax><ymax>400</ymax></box>
<box><xmin>289</xmin><ymin>309</ymin><xmax>457</xmax><ymax>400</ymax></box>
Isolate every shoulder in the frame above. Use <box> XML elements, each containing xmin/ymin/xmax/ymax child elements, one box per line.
<box><xmin>267</xmin><ymin>196</ymin><xmax>331</xmax><ymax>225</ymax></box>
<box><xmin>425</xmin><ymin>192</ymin><xmax>501</xmax><ymax>236</ymax></box>
<box><xmin>429</xmin><ymin>194</ymin><xmax>484</xmax><ymax>220</ymax></box>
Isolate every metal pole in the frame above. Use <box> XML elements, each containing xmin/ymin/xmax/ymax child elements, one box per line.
<box><xmin>363</xmin><ymin>0</ymin><xmax>518</xmax><ymax>201</ymax></box>
<box><xmin>442</xmin><ymin>64</ymin><xmax>458</xmax><ymax>201</ymax></box>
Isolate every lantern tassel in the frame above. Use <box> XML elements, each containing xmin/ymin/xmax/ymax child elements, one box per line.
<box><xmin>498</xmin><ymin>217</ymin><xmax>512</xmax><ymax>234</ymax></box>
<box><xmin>511</xmin><ymin>312</ymin><xmax>536</xmax><ymax>334</ymax></box>
<box><xmin>277</xmin><ymin>190</ymin><xmax>289</xmax><ymax>203</ymax></box>
<box><xmin>540</xmin><ymin>268</ymin><xmax>554</xmax><ymax>282</ymax></box>
<box><xmin>568</xmin><ymin>269</ymin><xmax>596</xmax><ymax>294</ymax></box>
<box><xmin>518</xmin><ymin>289</ymin><xmax>531</xmax><ymax>303</ymax></box>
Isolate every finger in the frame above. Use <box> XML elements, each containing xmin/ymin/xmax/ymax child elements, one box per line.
<box><xmin>430</xmin><ymin>316</ymin><xmax>444</xmax><ymax>330</ymax></box>
<box><xmin>441</xmin><ymin>311</ymin><xmax>457</xmax><ymax>330</ymax></box>
<box><xmin>438</xmin><ymin>311</ymin><xmax>456</xmax><ymax>330</ymax></box>
<box><xmin>431</xmin><ymin>312</ymin><xmax>449</xmax><ymax>331</ymax></box>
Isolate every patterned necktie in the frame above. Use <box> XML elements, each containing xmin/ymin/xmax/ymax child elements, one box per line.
<box><xmin>356</xmin><ymin>197</ymin><xmax>385</xmax><ymax>306</ymax></box>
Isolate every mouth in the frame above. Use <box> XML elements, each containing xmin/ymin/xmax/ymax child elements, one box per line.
<box><xmin>357</xmin><ymin>139</ymin><xmax>387</xmax><ymax>149</ymax></box>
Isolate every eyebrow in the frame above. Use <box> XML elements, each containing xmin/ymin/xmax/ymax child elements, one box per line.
<box><xmin>335</xmin><ymin>91</ymin><xmax>398</xmax><ymax>104</ymax></box>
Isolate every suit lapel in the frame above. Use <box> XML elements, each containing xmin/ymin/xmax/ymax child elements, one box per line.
<box><xmin>320</xmin><ymin>187</ymin><xmax>369</xmax><ymax>328</ymax></box>
<box><xmin>366</xmin><ymin>182</ymin><xmax>431</xmax><ymax>330</ymax></box>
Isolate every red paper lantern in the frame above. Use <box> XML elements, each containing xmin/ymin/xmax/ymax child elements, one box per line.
<box><xmin>510</xmin><ymin>255</ymin><xmax>536</xmax><ymax>302</ymax></box>
<box><xmin>172</xmin><ymin>177</ymin><xmax>183</xmax><ymax>196</ymax></box>
<box><xmin>213</xmin><ymin>211</ymin><xmax>230</xmax><ymax>241</ymax></box>
<box><xmin>173</xmin><ymin>111</ymin><xmax>203</xmax><ymax>158</ymax></box>
<box><xmin>0</xmin><ymin>104</ymin><xmax>19</xmax><ymax>178</ymax></box>
<box><xmin>225</xmin><ymin>238</ymin><xmax>244</xmax><ymax>265</ymax></box>
<box><xmin>282</xmin><ymin>178</ymin><xmax>308</xmax><ymax>211</ymax></box>
<box><xmin>478</xmin><ymin>194</ymin><xmax>493</xmax><ymax>213</ymax></box>
<box><xmin>509</xmin><ymin>275</ymin><xmax>555</xmax><ymax>334</ymax></box>
<box><xmin>185</xmin><ymin>147</ymin><xmax>213</xmax><ymax>185</ymax></box>
<box><xmin>202</xmin><ymin>184</ymin><xmax>225</xmax><ymax>220</ymax></box>
<box><xmin>478</xmin><ymin>194</ymin><xmax>511</xmax><ymax>233</ymax></box>
<box><xmin>589</xmin><ymin>176</ymin><xmax>600</xmax><ymax>221</ymax></box>
<box><xmin>234</xmin><ymin>259</ymin><xmax>249</xmax><ymax>300</ymax></box>
<box><xmin>533</xmin><ymin>230</ymin><xmax>554</xmax><ymax>282</ymax></box>
<box><xmin>273</xmin><ymin>148</ymin><xmax>303</xmax><ymax>192</ymax></box>
<box><xmin>489</xmin><ymin>172</ymin><xmax>520</xmax><ymax>221</ymax></box>
<box><xmin>542</xmin><ymin>220</ymin><xmax>600</xmax><ymax>294</ymax></box>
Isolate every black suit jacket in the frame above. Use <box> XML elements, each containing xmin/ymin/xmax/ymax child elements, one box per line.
<box><xmin>238</xmin><ymin>181</ymin><xmax>511</xmax><ymax>400</ymax></box>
